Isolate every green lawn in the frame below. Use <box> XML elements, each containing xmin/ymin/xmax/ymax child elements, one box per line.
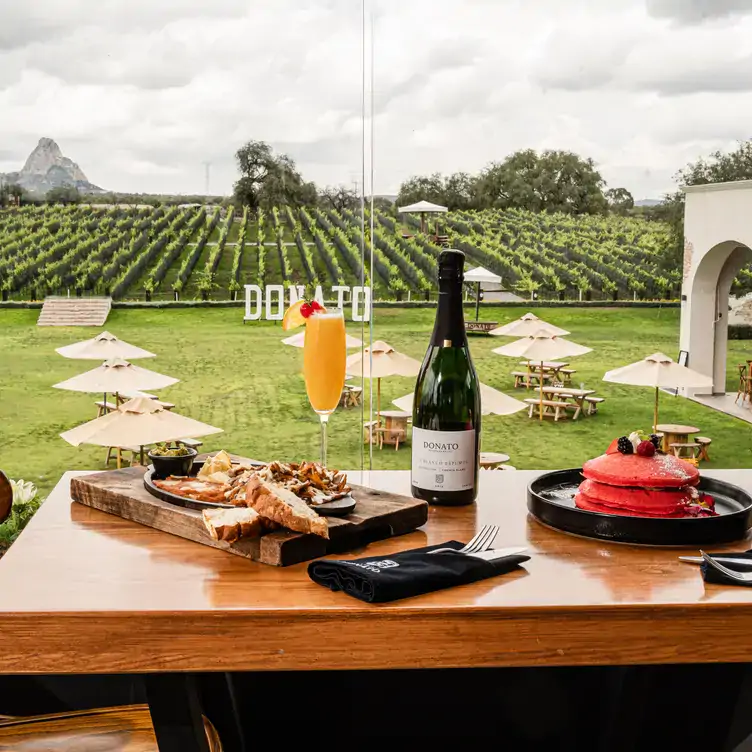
<box><xmin>2</xmin><ymin>306</ymin><xmax>752</xmax><ymax>498</ymax></box>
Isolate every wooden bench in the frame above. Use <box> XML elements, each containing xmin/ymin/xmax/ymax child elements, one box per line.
<box><xmin>559</xmin><ymin>368</ymin><xmax>576</xmax><ymax>384</ymax></box>
<box><xmin>513</xmin><ymin>371</ymin><xmax>550</xmax><ymax>388</ymax></box>
<box><xmin>177</xmin><ymin>438</ymin><xmax>203</xmax><ymax>450</ymax></box>
<box><xmin>524</xmin><ymin>398</ymin><xmax>569</xmax><ymax>421</ymax></box>
<box><xmin>94</xmin><ymin>400</ymin><xmax>118</xmax><ymax>417</ymax></box>
<box><xmin>375</xmin><ymin>426</ymin><xmax>407</xmax><ymax>451</ymax></box>
<box><xmin>363</xmin><ymin>420</ymin><xmax>379</xmax><ymax>444</ymax></box>
<box><xmin>585</xmin><ymin>396</ymin><xmax>606</xmax><ymax>415</ymax></box>
<box><xmin>670</xmin><ymin>443</ymin><xmax>702</xmax><ymax>465</ymax></box>
<box><xmin>694</xmin><ymin>436</ymin><xmax>712</xmax><ymax>462</ymax></box>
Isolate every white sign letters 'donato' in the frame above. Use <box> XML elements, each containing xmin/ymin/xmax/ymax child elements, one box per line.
<box><xmin>244</xmin><ymin>285</ymin><xmax>371</xmax><ymax>322</ymax></box>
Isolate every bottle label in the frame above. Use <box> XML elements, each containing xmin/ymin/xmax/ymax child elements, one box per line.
<box><xmin>412</xmin><ymin>427</ymin><xmax>476</xmax><ymax>492</ymax></box>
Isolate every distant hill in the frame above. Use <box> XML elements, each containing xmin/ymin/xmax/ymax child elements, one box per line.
<box><xmin>0</xmin><ymin>137</ymin><xmax>105</xmax><ymax>195</ymax></box>
<box><xmin>634</xmin><ymin>198</ymin><xmax>662</xmax><ymax>207</ymax></box>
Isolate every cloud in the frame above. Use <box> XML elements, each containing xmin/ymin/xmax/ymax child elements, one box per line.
<box><xmin>1</xmin><ymin>0</ymin><xmax>750</xmax><ymax>200</ymax></box>
<box><xmin>646</xmin><ymin>0</ymin><xmax>752</xmax><ymax>24</ymax></box>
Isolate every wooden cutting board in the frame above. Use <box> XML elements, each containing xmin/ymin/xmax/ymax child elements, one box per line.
<box><xmin>70</xmin><ymin>465</ymin><xmax>428</xmax><ymax>566</ymax></box>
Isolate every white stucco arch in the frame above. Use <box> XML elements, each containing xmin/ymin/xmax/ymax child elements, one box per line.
<box><xmin>680</xmin><ymin>181</ymin><xmax>752</xmax><ymax>395</ymax></box>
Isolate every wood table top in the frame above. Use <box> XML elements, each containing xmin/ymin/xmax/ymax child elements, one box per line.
<box><xmin>2</xmin><ymin>469</ymin><xmax>752</xmax><ymax>673</ymax></box>
<box><xmin>656</xmin><ymin>424</ymin><xmax>701</xmax><ymax>434</ymax></box>
<box><xmin>378</xmin><ymin>410</ymin><xmax>411</xmax><ymax>419</ymax></box>
<box><xmin>541</xmin><ymin>387</ymin><xmax>595</xmax><ymax>397</ymax></box>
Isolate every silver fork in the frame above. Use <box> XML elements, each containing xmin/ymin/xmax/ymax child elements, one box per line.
<box><xmin>700</xmin><ymin>551</ymin><xmax>752</xmax><ymax>583</ymax></box>
<box><xmin>428</xmin><ymin>524</ymin><xmax>499</xmax><ymax>556</ymax></box>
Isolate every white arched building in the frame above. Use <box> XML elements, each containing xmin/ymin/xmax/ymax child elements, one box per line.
<box><xmin>680</xmin><ymin>180</ymin><xmax>752</xmax><ymax>400</ymax></box>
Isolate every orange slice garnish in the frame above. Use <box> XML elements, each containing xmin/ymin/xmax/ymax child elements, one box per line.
<box><xmin>282</xmin><ymin>300</ymin><xmax>307</xmax><ymax>331</ymax></box>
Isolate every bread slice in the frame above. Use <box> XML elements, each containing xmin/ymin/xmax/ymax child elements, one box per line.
<box><xmin>246</xmin><ymin>475</ymin><xmax>329</xmax><ymax>539</ymax></box>
<box><xmin>202</xmin><ymin>505</ymin><xmax>265</xmax><ymax>544</ymax></box>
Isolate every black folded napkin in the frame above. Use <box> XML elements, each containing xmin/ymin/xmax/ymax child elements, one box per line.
<box><xmin>307</xmin><ymin>541</ymin><xmax>530</xmax><ymax>603</ymax></box>
<box><xmin>701</xmin><ymin>550</ymin><xmax>752</xmax><ymax>586</ymax></box>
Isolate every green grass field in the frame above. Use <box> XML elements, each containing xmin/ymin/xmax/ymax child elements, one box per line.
<box><xmin>2</xmin><ymin>306</ymin><xmax>752</xmax><ymax>498</ymax></box>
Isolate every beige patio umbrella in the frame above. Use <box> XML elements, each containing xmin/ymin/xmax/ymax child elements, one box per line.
<box><xmin>282</xmin><ymin>331</ymin><xmax>363</xmax><ymax>349</ymax></box>
<box><xmin>490</xmin><ymin>313</ymin><xmax>569</xmax><ymax>338</ymax></box>
<box><xmin>393</xmin><ymin>382</ymin><xmax>526</xmax><ymax>416</ymax></box>
<box><xmin>60</xmin><ymin>398</ymin><xmax>221</xmax><ymax>466</ymax></box>
<box><xmin>397</xmin><ymin>199</ymin><xmax>448</xmax><ymax>234</ymax></box>
<box><xmin>603</xmin><ymin>352</ymin><xmax>713</xmax><ymax>431</ymax></box>
<box><xmin>56</xmin><ymin>331</ymin><xmax>155</xmax><ymax>360</ymax></box>
<box><xmin>53</xmin><ymin>357</ymin><xmax>178</xmax><ymax>407</ymax></box>
<box><xmin>345</xmin><ymin>340</ymin><xmax>421</xmax><ymax>417</ymax></box>
<box><xmin>493</xmin><ymin>330</ymin><xmax>592</xmax><ymax>421</ymax></box>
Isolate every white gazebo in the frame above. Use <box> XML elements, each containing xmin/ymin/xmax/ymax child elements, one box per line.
<box><xmin>680</xmin><ymin>181</ymin><xmax>752</xmax><ymax>404</ymax></box>
<box><xmin>397</xmin><ymin>200</ymin><xmax>448</xmax><ymax>234</ymax></box>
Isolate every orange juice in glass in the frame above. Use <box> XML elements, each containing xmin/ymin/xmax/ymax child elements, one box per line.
<box><xmin>304</xmin><ymin>309</ymin><xmax>346</xmax><ymax>465</ymax></box>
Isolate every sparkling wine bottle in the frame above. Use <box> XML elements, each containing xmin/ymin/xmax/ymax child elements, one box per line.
<box><xmin>411</xmin><ymin>249</ymin><xmax>481</xmax><ymax>505</ymax></box>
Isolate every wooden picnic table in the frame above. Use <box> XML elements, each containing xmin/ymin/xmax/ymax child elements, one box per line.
<box><xmin>376</xmin><ymin>410</ymin><xmax>411</xmax><ymax>449</ymax></box>
<box><xmin>655</xmin><ymin>423</ymin><xmax>701</xmax><ymax>453</ymax></box>
<box><xmin>540</xmin><ymin>386</ymin><xmax>596</xmax><ymax>420</ymax></box>
<box><xmin>3</xmin><ymin>469</ymin><xmax>752</xmax><ymax>748</ymax></box>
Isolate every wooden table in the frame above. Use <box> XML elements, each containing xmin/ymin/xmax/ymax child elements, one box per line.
<box><xmin>479</xmin><ymin>452</ymin><xmax>510</xmax><ymax>468</ymax></box>
<box><xmin>522</xmin><ymin>361</ymin><xmax>569</xmax><ymax>379</ymax></box>
<box><xmin>655</xmin><ymin>423</ymin><xmax>701</xmax><ymax>453</ymax></box>
<box><xmin>376</xmin><ymin>410</ymin><xmax>411</xmax><ymax>448</ymax></box>
<box><xmin>4</xmin><ymin>470</ymin><xmax>752</xmax><ymax>747</ymax></box>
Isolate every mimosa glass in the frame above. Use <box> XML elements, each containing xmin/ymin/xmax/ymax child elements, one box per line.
<box><xmin>304</xmin><ymin>309</ymin><xmax>347</xmax><ymax>466</ymax></box>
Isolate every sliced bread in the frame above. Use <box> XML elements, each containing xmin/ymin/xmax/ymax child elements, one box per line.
<box><xmin>246</xmin><ymin>475</ymin><xmax>329</xmax><ymax>539</ymax></box>
<box><xmin>202</xmin><ymin>505</ymin><xmax>265</xmax><ymax>544</ymax></box>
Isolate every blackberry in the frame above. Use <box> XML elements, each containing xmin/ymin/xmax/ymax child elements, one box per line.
<box><xmin>649</xmin><ymin>434</ymin><xmax>661</xmax><ymax>450</ymax></box>
<box><xmin>617</xmin><ymin>436</ymin><xmax>633</xmax><ymax>455</ymax></box>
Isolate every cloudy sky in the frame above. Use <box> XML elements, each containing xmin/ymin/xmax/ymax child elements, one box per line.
<box><xmin>1</xmin><ymin>0</ymin><xmax>751</xmax><ymax>199</ymax></box>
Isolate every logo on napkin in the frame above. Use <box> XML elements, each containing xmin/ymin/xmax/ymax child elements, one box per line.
<box><xmin>350</xmin><ymin>559</ymin><xmax>399</xmax><ymax>574</ymax></box>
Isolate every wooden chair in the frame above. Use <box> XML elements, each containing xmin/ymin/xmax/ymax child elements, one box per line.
<box><xmin>585</xmin><ymin>396</ymin><xmax>606</xmax><ymax>415</ymax></box>
<box><xmin>736</xmin><ymin>364</ymin><xmax>749</xmax><ymax>405</ymax></box>
<box><xmin>0</xmin><ymin>704</ymin><xmax>223</xmax><ymax>751</ymax></box>
<box><xmin>694</xmin><ymin>436</ymin><xmax>712</xmax><ymax>462</ymax></box>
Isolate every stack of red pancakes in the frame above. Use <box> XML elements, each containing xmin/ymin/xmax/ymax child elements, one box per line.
<box><xmin>575</xmin><ymin>440</ymin><xmax>707</xmax><ymax>518</ymax></box>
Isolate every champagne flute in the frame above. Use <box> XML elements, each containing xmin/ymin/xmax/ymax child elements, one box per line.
<box><xmin>303</xmin><ymin>309</ymin><xmax>347</xmax><ymax>466</ymax></box>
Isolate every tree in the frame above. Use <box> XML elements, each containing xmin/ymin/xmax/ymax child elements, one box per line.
<box><xmin>443</xmin><ymin>172</ymin><xmax>477</xmax><ymax>211</ymax></box>
<box><xmin>395</xmin><ymin>173</ymin><xmax>445</xmax><ymax>208</ymax></box>
<box><xmin>46</xmin><ymin>186</ymin><xmax>81</xmax><ymax>205</ymax></box>
<box><xmin>233</xmin><ymin>140</ymin><xmax>315</xmax><ymax>212</ymax></box>
<box><xmin>320</xmin><ymin>185</ymin><xmax>359</xmax><ymax>212</ymax></box>
<box><xmin>660</xmin><ymin>140</ymin><xmax>752</xmax><ymax>272</ymax></box>
<box><xmin>605</xmin><ymin>187</ymin><xmax>634</xmax><ymax>215</ymax></box>
<box><xmin>474</xmin><ymin>149</ymin><xmax>608</xmax><ymax>215</ymax></box>
<box><xmin>0</xmin><ymin>182</ymin><xmax>26</xmax><ymax>207</ymax></box>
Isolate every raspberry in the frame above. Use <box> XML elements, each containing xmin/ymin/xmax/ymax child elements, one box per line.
<box><xmin>310</xmin><ymin>300</ymin><xmax>324</xmax><ymax>311</ymax></box>
<box><xmin>300</xmin><ymin>302</ymin><xmax>313</xmax><ymax>318</ymax></box>
<box><xmin>617</xmin><ymin>437</ymin><xmax>633</xmax><ymax>455</ymax></box>
<box><xmin>636</xmin><ymin>440</ymin><xmax>656</xmax><ymax>457</ymax></box>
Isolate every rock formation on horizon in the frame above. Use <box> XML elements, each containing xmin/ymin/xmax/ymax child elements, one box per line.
<box><xmin>1</xmin><ymin>137</ymin><xmax>105</xmax><ymax>195</ymax></box>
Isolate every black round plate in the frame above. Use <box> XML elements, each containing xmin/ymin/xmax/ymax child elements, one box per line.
<box><xmin>144</xmin><ymin>460</ymin><xmax>357</xmax><ymax>516</ymax></box>
<box><xmin>527</xmin><ymin>469</ymin><xmax>752</xmax><ymax>546</ymax></box>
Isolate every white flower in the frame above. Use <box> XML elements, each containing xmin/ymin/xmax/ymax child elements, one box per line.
<box><xmin>628</xmin><ymin>431</ymin><xmax>642</xmax><ymax>452</ymax></box>
<box><xmin>10</xmin><ymin>479</ymin><xmax>37</xmax><ymax>505</ymax></box>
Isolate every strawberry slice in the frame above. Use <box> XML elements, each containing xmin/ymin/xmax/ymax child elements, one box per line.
<box><xmin>605</xmin><ymin>439</ymin><xmax>620</xmax><ymax>455</ymax></box>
